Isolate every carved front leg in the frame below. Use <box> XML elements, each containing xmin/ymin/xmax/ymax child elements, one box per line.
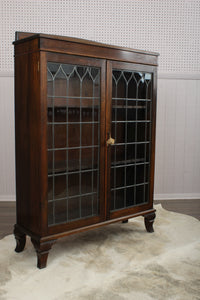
<box><xmin>144</xmin><ymin>212</ymin><xmax>156</xmax><ymax>233</ymax></box>
<box><xmin>31</xmin><ymin>238</ymin><xmax>56</xmax><ymax>269</ymax></box>
<box><xmin>14</xmin><ymin>224</ymin><xmax>26</xmax><ymax>253</ymax></box>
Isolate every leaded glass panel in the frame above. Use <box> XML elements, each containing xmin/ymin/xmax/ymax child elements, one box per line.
<box><xmin>47</xmin><ymin>62</ymin><xmax>101</xmax><ymax>226</ymax></box>
<box><xmin>110</xmin><ymin>69</ymin><xmax>152</xmax><ymax>211</ymax></box>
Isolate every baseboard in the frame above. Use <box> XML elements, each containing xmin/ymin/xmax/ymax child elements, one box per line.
<box><xmin>0</xmin><ymin>71</ymin><xmax>14</xmax><ymax>77</ymax></box>
<box><xmin>0</xmin><ymin>195</ymin><xmax>16</xmax><ymax>202</ymax></box>
<box><xmin>154</xmin><ymin>193</ymin><xmax>200</xmax><ymax>201</ymax></box>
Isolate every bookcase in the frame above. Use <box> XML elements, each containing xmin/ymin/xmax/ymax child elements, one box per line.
<box><xmin>13</xmin><ymin>32</ymin><xmax>158</xmax><ymax>268</ymax></box>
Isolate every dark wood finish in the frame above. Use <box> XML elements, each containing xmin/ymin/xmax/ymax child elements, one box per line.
<box><xmin>150</xmin><ymin>68</ymin><xmax>157</xmax><ymax>208</ymax></box>
<box><xmin>105</xmin><ymin>61</ymin><xmax>113</xmax><ymax>220</ymax></box>
<box><xmin>122</xmin><ymin>220</ymin><xmax>128</xmax><ymax>223</ymax></box>
<box><xmin>31</xmin><ymin>238</ymin><xmax>56</xmax><ymax>269</ymax></box>
<box><xmin>14</xmin><ymin>33</ymin><xmax>158</xmax><ymax>66</ymax></box>
<box><xmin>44</xmin><ymin>53</ymin><xmax>106</xmax><ymax>236</ymax></box>
<box><xmin>15</xmin><ymin>31</ymin><xmax>37</xmax><ymax>41</ymax></box>
<box><xmin>14</xmin><ymin>224</ymin><xmax>26</xmax><ymax>252</ymax></box>
<box><xmin>15</xmin><ymin>47</ymin><xmax>44</xmax><ymax>236</ymax></box>
<box><xmin>13</xmin><ymin>32</ymin><xmax>159</xmax><ymax>268</ymax></box>
<box><xmin>144</xmin><ymin>212</ymin><xmax>156</xmax><ymax>233</ymax></box>
<box><xmin>15</xmin><ymin>32</ymin><xmax>159</xmax><ymax>57</ymax></box>
<box><xmin>106</xmin><ymin>61</ymin><xmax>157</xmax><ymax>221</ymax></box>
<box><xmin>1</xmin><ymin>200</ymin><xmax>199</xmax><ymax>240</ymax></box>
<box><xmin>39</xmin><ymin>38</ymin><xmax>158</xmax><ymax>66</ymax></box>
<box><xmin>12</xmin><ymin>209</ymin><xmax>155</xmax><ymax>245</ymax></box>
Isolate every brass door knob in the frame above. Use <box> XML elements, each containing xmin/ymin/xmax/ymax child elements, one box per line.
<box><xmin>106</xmin><ymin>134</ymin><xmax>115</xmax><ymax>146</ymax></box>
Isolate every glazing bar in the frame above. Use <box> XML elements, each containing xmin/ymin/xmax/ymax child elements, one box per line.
<box><xmin>111</xmin><ymin>162</ymin><xmax>149</xmax><ymax>169</ymax></box>
<box><xmin>113</xmin><ymin>141</ymin><xmax>150</xmax><ymax>146</ymax></box>
<box><xmin>143</xmin><ymin>77</ymin><xmax>149</xmax><ymax>203</ymax></box>
<box><xmin>91</xmin><ymin>73</ymin><xmax>95</xmax><ymax>216</ymax></box>
<box><xmin>124</xmin><ymin>74</ymin><xmax>128</xmax><ymax>208</ymax></box>
<box><xmin>52</xmin><ymin>76</ymin><xmax>55</xmax><ymax>224</ymax></box>
<box><xmin>47</xmin><ymin>95</ymin><xmax>100</xmax><ymax>99</ymax></box>
<box><xmin>112</xmin><ymin>97</ymin><xmax>151</xmax><ymax>102</ymax></box>
<box><xmin>134</xmin><ymin>76</ymin><xmax>139</xmax><ymax>205</ymax></box>
<box><xmin>96</xmin><ymin>71</ymin><xmax>100</xmax><ymax>214</ymax></box>
<box><xmin>48</xmin><ymin>168</ymin><xmax>98</xmax><ymax>177</ymax></box>
<box><xmin>113</xmin><ymin>77</ymin><xmax>117</xmax><ymax>210</ymax></box>
<box><xmin>111</xmin><ymin>182</ymin><xmax>149</xmax><ymax>192</ymax></box>
<box><xmin>48</xmin><ymin>121</ymin><xmax>99</xmax><ymax>125</ymax></box>
<box><xmin>112</xmin><ymin>120</ymin><xmax>151</xmax><ymax>123</ymax></box>
<box><xmin>79</xmin><ymin>75</ymin><xmax>82</xmax><ymax>219</ymax></box>
<box><xmin>48</xmin><ymin>145</ymin><xmax>99</xmax><ymax>151</ymax></box>
<box><xmin>66</xmin><ymin>73</ymin><xmax>69</xmax><ymax>221</ymax></box>
<box><xmin>48</xmin><ymin>191</ymin><xmax>98</xmax><ymax>203</ymax></box>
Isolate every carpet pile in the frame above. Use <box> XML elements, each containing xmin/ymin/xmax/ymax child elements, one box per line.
<box><xmin>0</xmin><ymin>204</ymin><xmax>200</xmax><ymax>300</ymax></box>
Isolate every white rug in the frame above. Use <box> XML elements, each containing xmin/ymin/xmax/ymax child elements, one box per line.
<box><xmin>0</xmin><ymin>205</ymin><xmax>200</xmax><ymax>300</ymax></box>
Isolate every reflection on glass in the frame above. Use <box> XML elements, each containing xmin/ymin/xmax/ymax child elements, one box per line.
<box><xmin>47</xmin><ymin>62</ymin><xmax>101</xmax><ymax>225</ymax></box>
<box><xmin>111</xmin><ymin>69</ymin><xmax>152</xmax><ymax>211</ymax></box>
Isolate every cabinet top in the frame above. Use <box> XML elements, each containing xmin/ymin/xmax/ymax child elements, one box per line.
<box><xmin>14</xmin><ymin>32</ymin><xmax>159</xmax><ymax>55</ymax></box>
<box><xmin>13</xmin><ymin>32</ymin><xmax>159</xmax><ymax>66</ymax></box>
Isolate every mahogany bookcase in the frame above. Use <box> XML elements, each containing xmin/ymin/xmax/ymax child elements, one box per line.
<box><xmin>13</xmin><ymin>32</ymin><xmax>159</xmax><ymax>268</ymax></box>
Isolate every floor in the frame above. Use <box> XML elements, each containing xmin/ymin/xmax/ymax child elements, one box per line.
<box><xmin>155</xmin><ymin>199</ymin><xmax>200</xmax><ymax>221</ymax></box>
<box><xmin>0</xmin><ymin>200</ymin><xmax>199</xmax><ymax>240</ymax></box>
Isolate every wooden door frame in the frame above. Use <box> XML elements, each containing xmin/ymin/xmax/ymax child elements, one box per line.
<box><xmin>106</xmin><ymin>60</ymin><xmax>157</xmax><ymax>220</ymax></box>
<box><xmin>40</xmin><ymin>52</ymin><xmax>107</xmax><ymax>235</ymax></box>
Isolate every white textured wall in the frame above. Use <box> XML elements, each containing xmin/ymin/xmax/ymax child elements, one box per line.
<box><xmin>0</xmin><ymin>76</ymin><xmax>15</xmax><ymax>200</ymax></box>
<box><xmin>155</xmin><ymin>77</ymin><xmax>200</xmax><ymax>200</ymax></box>
<box><xmin>1</xmin><ymin>0</ymin><xmax>200</xmax><ymax>73</ymax></box>
<box><xmin>0</xmin><ymin>0</ymin><xmax>200</xmax><ymax>200</ymax></box>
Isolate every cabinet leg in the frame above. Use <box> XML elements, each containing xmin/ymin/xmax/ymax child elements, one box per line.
<box><xmin>122</xmin><ymin>219</ymin><xmax>128</xmax><ymax>223</ymax></box>
<box><xmin>144</xmin><ymin>212</ymin><xmax>156</xmax><ymax>233</ymax></box>
<box><xmin>14</xmin><ymin>224</ymin><xmax>26</xmax><ymax>253</ymax></box>
<box><xmin>31</xmin><ymin>238</ymin><xmax>56</xmax><ymax>269</ymax></box>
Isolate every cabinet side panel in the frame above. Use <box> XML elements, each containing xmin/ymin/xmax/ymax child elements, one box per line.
<box><xmin>15</xmin><ymin>48</ymin><xmax>42</xmax><ymax>235</ymax></box>
<box><xmin>15</xmin><ymin>54</ymin><xmax>30</xmax><ymax>229</ymax></box>
<box><xmin>28</xmin><ymin>51</ymin><xmax>43</xmax><ymax>235</ymax></box>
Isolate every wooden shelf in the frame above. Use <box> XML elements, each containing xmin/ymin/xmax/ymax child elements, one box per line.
<box><xmin>47</xmin><ymin>97</ymin><xmax>99</xmax><ymax>108</ymax></box>
<box><xmin>48</xmin><ymin>161</ymin><xmax>98</xmax><ymax>176</ymax></box>
<box><xmin>111</xmin><ymin>158</ymin><xmax>147</xmax><ymax>167</ymax></box>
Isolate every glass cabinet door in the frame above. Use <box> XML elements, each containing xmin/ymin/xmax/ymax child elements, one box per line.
<box><xmin>46</xmin><ymin>55</ymin><xmax>105</xmax><ymax>227</ymax></box>
<box><xmin>107</xmin><ymin>62</ymin><xmax>154</xmax><ymax>215</ymax></box>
